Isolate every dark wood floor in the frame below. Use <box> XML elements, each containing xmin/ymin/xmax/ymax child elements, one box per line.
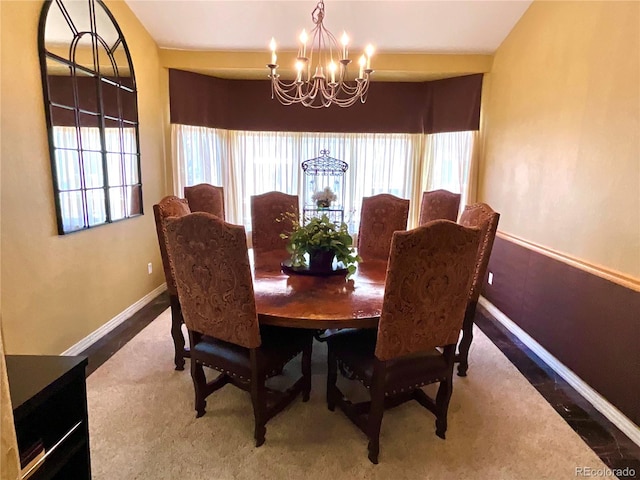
<box><xmin>79</xmin><ymin>293</ymin><xmax>640</xmax><ymax>472</ymax></box>
<box><xmin>474</xmin><ymin>306</ymin><xmax>640</xmax><ymax>474</ymax></box>
<box><xmin>81</xmin><ymin>292</ymin><xmax>170</xmax><ymax>377</ymax></box>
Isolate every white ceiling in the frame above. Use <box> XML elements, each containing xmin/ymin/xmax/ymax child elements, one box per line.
<box><xmin>124</xmin><ymin>0</ymin><xmax>533</xmax><ymax>54</ymax></box>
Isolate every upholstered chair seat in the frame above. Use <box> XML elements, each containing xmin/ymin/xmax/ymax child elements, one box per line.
<box><xmin>195</xmin><ymin>326</ymin><xmax>312</xmax><ymax>381</ymax></box>
<box><xmin>327</xmin><ymin>330</ymin><xmax>448</xmax><ymax>393</ymax></box>
<box><xmin>327</xmin><ymin>220</ymin><xmax>481</xmax><ymax>464</ymax></box>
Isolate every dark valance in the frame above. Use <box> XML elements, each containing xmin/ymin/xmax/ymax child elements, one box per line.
<box><xmin>169</xmin><ymin>69</ymin><xmax>482</xmax><ymax>134</ymax></box>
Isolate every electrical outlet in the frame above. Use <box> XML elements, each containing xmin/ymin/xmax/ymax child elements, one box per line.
<box><xmin>147</xmin><ymin>262</ymin><xmax>153</xmax><ymax>275</ymax></box>
<box><xmin>488</xmin><ymin>272</ymin><xmax>494</xmax><ymax>285</ymax></box>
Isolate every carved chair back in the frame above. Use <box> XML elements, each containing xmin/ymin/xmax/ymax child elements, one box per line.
<box><xmin>458</xmin><ymin>203</ymin><xmax>500</xmax><ymax>302</ymax></box>
<box><xmin>357</xmin><ymin>194</ymin><xmax>410</xmax><ymax>262</ymax></box>
<box><xmin>184</xmin><ymin>183</ymin><xmax>225</xmax><ymax>219</ymax></box>
<box><xmin>418</xmin><ymin>189</ymin><xmax>461</xmax><ymax>225</ymax></box>
<box><xmin>165</xmin><ymin>212</ymin><xmax>261</xmax><ymax>349</ymax></box>
<box><xmin>153</xmin><ymin>196</ymin><xmax>191</xmax><ymax>295</ymax></box>
<box><xmin>375</xmin><ymin>220</ymin><xmax>481</xmax><ymax>361</ymax></box>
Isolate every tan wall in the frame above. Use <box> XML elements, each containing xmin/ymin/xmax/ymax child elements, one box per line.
<box><xmin>0</xmin><ymin>0</ymin><xmax>168</xmax><ymax>354</ymax></box>
<box><xmin>479</xmin><ymin>1</ymin><xmax>640</xmax><ymax>278</ymax></box>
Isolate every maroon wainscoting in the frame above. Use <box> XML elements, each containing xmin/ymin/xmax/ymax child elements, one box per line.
<box><xmin>482</xmin><ymin>235</ymin><xmax>640</xmax><ymax>426</ymax></box>
<box><xmin>168</xmin><ymin>69</ymin><xmax>482</xmax><ymax>134</ymax></box>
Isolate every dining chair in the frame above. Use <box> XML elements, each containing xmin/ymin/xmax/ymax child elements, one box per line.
<box><xmin>327</xmin><ymin>220</ymin><xmax>481</xmax><ymax>464</ymax></box>
<box><xmin>418</xmin><ymin>189</ymin><xmax>461</xmax><ymax>225</ymax></box>
<box><xmin>164</xmin><ymin>212</ymin><xmax>312</xmax><ymax>447</ymax></box>
<box><xmin>251</xmin><ymin>191</ymin><xmax>299</xmax><ymax>258</ymax></box>
<box><xmin>184</xmin><ymin>183</ymin><xmax>225</xmax><ymax>219</ymax></box>
<box><xmin>153</xmin><ymin>195</ymin><xmax>191</xmax><ymax>370</ymax></box>
<box><xmin>357</xmin><ymin>194</ymin><xmax>409</xmax><ymax>262</ymax></box>
<box><xmin>456</xmin><ymin>203</ymin><xmax>500</xmax><ymax>377</ymax></box>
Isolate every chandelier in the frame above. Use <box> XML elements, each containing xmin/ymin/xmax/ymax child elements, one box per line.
<box><xmin>267</xmin><ymin>1</ymin><xmax>374</xmax><ymax>108</ymax></box>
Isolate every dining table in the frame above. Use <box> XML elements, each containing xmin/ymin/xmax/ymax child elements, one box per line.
<box><xmin>251</xmin><ymin>251</ymin><xmax>388</xmax><ymax>330</ymax></box>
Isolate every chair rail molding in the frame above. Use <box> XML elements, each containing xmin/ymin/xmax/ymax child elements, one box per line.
<box><xmin>497</xmin><ymin>231</ymin><xmax>640</xmax><ymax>292</ymax></box>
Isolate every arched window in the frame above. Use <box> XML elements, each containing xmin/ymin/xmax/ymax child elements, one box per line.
<box><xmin>39</xmin><ymin>0</ymin><xmax>142</xmax><ymax>234</ymax></box>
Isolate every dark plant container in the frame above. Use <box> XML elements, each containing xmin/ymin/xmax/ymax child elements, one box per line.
<box><xmin>308</xmin><ymin>249</ymin><xmax>335</xmax><ymax>273</ymax></box>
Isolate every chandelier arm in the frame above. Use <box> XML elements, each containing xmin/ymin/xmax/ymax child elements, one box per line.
<box><xmin>302</xmin><ymin>79</ymin><xmax>331</xmax><ymax>108</ymax></box>
<box><xmin>271</xmin><ymin>77</ymin><xmax>303</xmax><ymax>90</ymax></box>
<box><xmin>272</xmin><ymin>80</ymin><xmax>312</xmax><ymax>105</ymax></box>
<box><xmin>272</xmin><ymin>85</ymin><xmax>299</xmax><ymax>105</ymax></box>
<box><xmin>272</xmin><ymin>79</ymin><xmax>304</xmax><ymax>97</ymax></box>
<box><xmin>337</xmin><ymin>80</ymin><xmax>365</xmax><ymax>95</ymax></box>
<box><xmin>273</xmin><ymin>74</ymin><xmax>370</xmax><ymax>108</ymax></box>
<box><xmin>318</xmin><ymin>23</ymin><xmax>339</xmax><ymax>65</ymax></box>
<box><xmin>274</xmin><ymin>79</ymin><xmax>370</xmax><ymax>108</ymax></box>
<box><xmin>319</xmin><ymin>85</ymin><xmax>336</xmax><ymax>104</ymax></box>
<box><xmin>329</xmin><ymin>92</ymin><xmax>362</xmax><ymax>108</ymax></box>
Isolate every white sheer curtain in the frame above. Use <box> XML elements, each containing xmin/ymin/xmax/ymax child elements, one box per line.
<box><xmin>172</xmin><ymin>124</ymin><xmax>226</xmax><ymax>193</ymax></box>
<box><xmin>421</xmin><ymin>131</ymin><xmax>477</xmax><ymax>213</ymax></box>
<box><xmin>307</xmin><ymin>133</ymin><xmax>421</xmax><ymax>231</ymax></box>
<box><xmin>172</xmin><ymin>124</ymin><xmax>475</xmax><ymax>230</ymax></box>
<box><xmin>226</xmin><ymin>131</ymin><xmax>303</xmax><ymax>227</ymax></box>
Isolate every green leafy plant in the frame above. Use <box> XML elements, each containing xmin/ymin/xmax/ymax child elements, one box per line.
<box><xmin>280</xmin><ymin>214</ymin><xmax>361</xmax><ymax>276</ymax></box>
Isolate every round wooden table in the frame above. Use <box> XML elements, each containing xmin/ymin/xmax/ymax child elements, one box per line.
<box><xmin>252</xmin><ymin>252</ymin><xmax>387</xmax><ymax>329</ymax></box>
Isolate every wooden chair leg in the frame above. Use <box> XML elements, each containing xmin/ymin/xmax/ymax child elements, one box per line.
<box><xmin>250</xmin><ymin>351</ymin><xmax>267</xmax><ymax>447</ymax></box>
<box><xmin>457</xmin><ymin>302</ymin><xmax>477</xmax><ymax>377</ymax></box>
<box><xmin>437</xmin><ymin>345</ymin><xmax>456</xmax><ymax>439</ymax></box>
<box><xmin>367</xmin><ymin>364</ymin><xmax>386</xmax><ymax>464</ymax></box>
<box><xmin>191</xmin><ymin>360</ymin><xmax>207</xmax><ymax>418</ymax></box>
<box><xmin>457</xmin><ymin>323</ymin><xmax>473</xmax><ymax>377</ymax></box>
<box><xmin>170</xmin><ymin>295</ymin><xmax>186</xmax><ymax>371</ymax></box>
<box><xmin>250</xmin><ymin>374</ymin><xmax>267</xmax><ymax>447</ymax></box>
<box><xmin>435</xmin><ymin>377</ymin><xmax>452</xmax><ymax>439</ymax></box>
<box><xmin>326</xmin><ymin>347</ymin><xmax>338</xmax><ymax>411</ymax></box>
<box><xmin>301</xmin><ymin>338</ymin><xmax>312</xmax><ymax>402</ymax></box>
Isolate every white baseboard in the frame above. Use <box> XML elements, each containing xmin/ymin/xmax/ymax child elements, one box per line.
<box><xmin>61</xmin><ymin>283</ymin><xmax>167</xmax><ymax>356</ymax></box>
<box><xmin>478</xmin><ymin>296</ymin><xmax>640</xmax><ymax>447</ymax></box>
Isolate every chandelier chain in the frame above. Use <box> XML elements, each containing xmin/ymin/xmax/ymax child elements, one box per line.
<box><xmin>311</xmin><ymin>1</ymin><xmax>325</xmax><ymax>25</ymax></box>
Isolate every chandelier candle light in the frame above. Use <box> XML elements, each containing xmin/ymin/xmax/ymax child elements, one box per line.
<box><xmin>267</xmin><ymin>1</ymin><xmax>375</xmax><ymax>108</ymax></box>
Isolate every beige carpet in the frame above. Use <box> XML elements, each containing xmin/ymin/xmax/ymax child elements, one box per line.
<box><xmin>87</xmin><ymin>309</ymin><xmax>608</xmax><ymax>479</ymax></box>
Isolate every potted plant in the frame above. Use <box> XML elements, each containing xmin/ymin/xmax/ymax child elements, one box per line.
<box><xmin>311</xmin><ymin>186</ymin><xmax>337</xmax><ymax>209</ymax></box>
<box><xmin>281</xmin><ymin>214</ymin><xmax>361</xmax><ymax>276</ymax></box>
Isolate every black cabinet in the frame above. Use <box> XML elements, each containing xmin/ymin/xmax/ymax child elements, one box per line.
<box><xmin>7</xmin><ymin>355</ymin><xmax>91</xmax><ymax>480</ymax></box>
